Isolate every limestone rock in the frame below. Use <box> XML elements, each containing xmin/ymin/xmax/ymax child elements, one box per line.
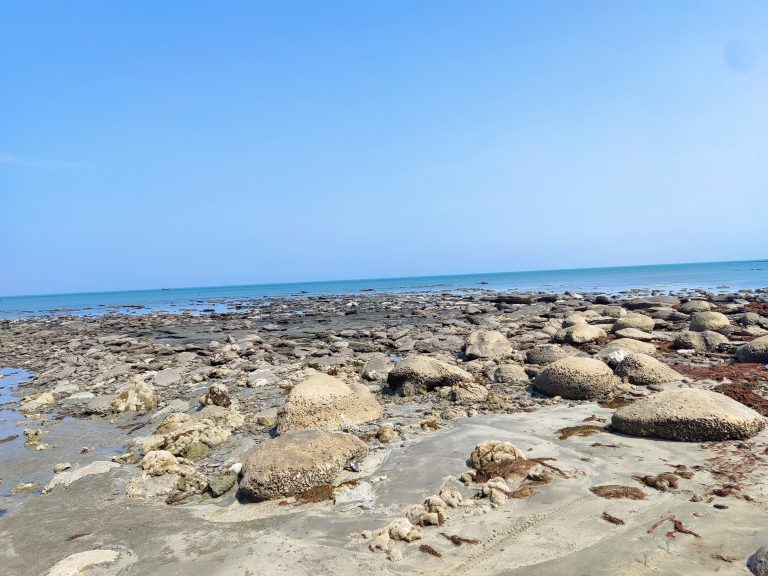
<box><xmin>672</xmin><ymin>330</ymin><xmax>728</xmax><ymax>351</ymax></box>
<box><xmin>554</xmin><ymin>323</ymin><xmax>606</xmax><ymax>345</ymax></box>
<box><xmin>533</xmin><ymin>357</ymin><xmax>618</xmax><ymax>400</ymax></box>
<box><xmin>199</xmin><ymin>383</ymin><xmax>231</xmax><ymax>408</ymax></box>
<box><xmin>111</xmin><ymin>378</ymin><xmax>157</xmax><ymax>413</ymax></box>
<box><xmin>736</xmin><ymin>335</ymin><xmax>768</xmax><ymax>364</ymax></box>
<box><xmin>464</xmin><ymin>330</ymin><xmax>514</xmax><ymax>359</ymax></box>
<box><xmin>19</xmin><ymin>392</ymin><xmax>55</xmax><ymax>413</ymax></box>
<box><xmin>526</xmin><ymin>344</ymin><xmax>569</xmax><ymax>365</ymax></box>
<box><xmin>45</xmin><ymin>550</ymin><xmax>120</xmax><ymax>576</ymax></box>
<box><xmin>43</xmin><ymin>461</ymin><xmax>120</xmax><ymax>494</ymax></box>
<box><xmin>614</xmin><ymin>353</ymin><xmax>682</xmax><ymax>386</ymax></box>
<box><xmin>494</xmin><ymin>363</ymin><xmax>529</xmax><ymax>385</ymax></box>
<box><xmin>276</xmin><ymin>373</ymin><xmax>382</xmax><ymax>434</ymax></box>
<box><xmin>689</xmin><ymin>311</ymin><xmax>731</xmax><ymax>333</ymax></box>
<box><xmin>612</xmin><ymin>388</ymin><xmax>765</xmax><ymax>441</ymax></box>
<box><xmin>387</xmin><ymin>355</ymin><xmax>472</xmax><ymax>396</ymax></box>
<box><xmin>239</xmin><ymin>429</ymin><xmax>367</xmax><ymax>501</ymax></box>
<box><xmin>613</xmin><ymin>313</ymin><xmax>655</xmax><ymax>333</ymax></box>
<box><xmin>679</xmin><ymin>300</ymin><xmax>713</xmax><ymax>314</ymax></box>
<box><xmin>470</xmin><ymin>440</ymin><xmax>525</xmax><ymax>469</ymax></box>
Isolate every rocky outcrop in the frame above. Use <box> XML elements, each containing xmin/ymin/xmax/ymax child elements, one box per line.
<box><xmin>387</xmin><ymin>355</ymin><xmax>472</xmax><ymax>396</ymax></box>
<box><xmin>612</xmin><ymin>388</ymin><xmax>765</xmax><ymax>441</ymax></box>
<box><xmin>239</xmin><ymin>430</ymin><xmax>367</xmax><ymax>501</ymax></box>
<box><xmin>464</xmin><ymin>330</ymin><xmax>515</xmax><ymax>359</ymax></box>
<box><xmin>111</xmin><ymin>378</ymin><xmax>157</xmax><ymax>413</ymax></box>
<box><xmin>276</xmin><ymin>373</ymin><xmax>382</xmax><ymax>434</ymax></box>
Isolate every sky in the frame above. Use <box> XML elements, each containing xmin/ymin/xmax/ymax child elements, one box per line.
<box><xmin>1</xmin><ymin>1</ymin><xmax>767</xmax><ymax>296</ymax></box>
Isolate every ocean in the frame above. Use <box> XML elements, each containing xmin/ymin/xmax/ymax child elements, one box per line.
<box><xmin>1</xmin><ymin>260</ymin><xmax>766</xmax><ymax>319</ymax></box>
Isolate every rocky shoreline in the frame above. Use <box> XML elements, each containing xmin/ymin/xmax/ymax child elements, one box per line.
<box><xmin>1</xmin><ymin>287</ymin><xmax>768</xmax><ymax>575</ymax></box>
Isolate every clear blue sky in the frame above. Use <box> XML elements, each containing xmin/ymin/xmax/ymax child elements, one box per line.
<box><xmin>1</xmin><ymin>1</ymin><xmax>767</xmax><ymax>296</ymax></box>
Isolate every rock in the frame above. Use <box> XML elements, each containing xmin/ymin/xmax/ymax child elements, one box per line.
<box><xmin>614</xmin><ymin>353</ymin><xmax>682</xmax><ymax>386</ymax></box>
<box><xmin>334</xmin><ymin>481</ymin><xmax>374</xmax><ymax>507</ymax></box>
<box><xmin>526</xmin><ymin>344</ymin><xmax>569</xmax><ymax>365</ymax></box>
<box><xmin>740</xmin><ymin>312</ymin><xmax>768</xmax><ymax>330</ymax></box>
<box><xmin>612</xmin><ymin>388</ymin><xmax>766</xmax><ymax>441</ymax></box>
<box><xmin>748</xmin><ymin>545</ymin><xmax>768</xmax><ymax>576</ymax></box>
<box><xmin>494</xmin><ymin>363</ymin><xmax>529</xmax><ymax>384</ymax></box>
<box><xmin>597</xmin><ymin>338</ymin><xmax>657</xmax><ymax>358</ymax></box>
<box><xmin>464</xmin><ymin>330</ymin><xmax>514</xmax><ymax>359</ymax></box>
<box><xmin>470</xmin><ymin>440</ymin><xmax>525</xmax><ymax>468</ymax></box>
<box><xmin>145</xmin><ymin>414</ymin><xmax>231</xmax><ymax>459</ymax></box>
<box><xmin>361</xmin><ymin>353</ymin><xmax>393</xmax><ymax>381</ymax></box>
<box><xmin>111</xmin><ymin>378</ymin><xmax>157</xmax><ymax>413</ymax></box>
<box><xmin>208</xmin><ymin>471</ymin><xmax>238</xmax><ymax>497</ymax></box>
<box><xmin>43</xmin><ymin>461</ymin><xmax>120</xmax><ymax>494</ymax></box>
<box><xmin>45</xmin><ymin>550</ymin><xmax>120</xmax><ymax>576</ymax></box>
<box><xmin>376</xmin><ymin>424</ymin><xmax>398</xmax><ymax>443</ymax></box>
<box><xmin>689</xmin><ymin>311</ymin><xmax>731</xmax><ymax>333</ymax></box>
<box><xmin>140</xmin><ymin>450</ymin><xmax>185</xmax><ymax>476</ymax></box>
<box><xmin>672</xmin><ymin>330</ymin><xmax>728</xmax><ymax>351</ymax></box>
<box><xmin>613</xmin><ymin>327</ymin><xmax>655</xmax><ymax>341</ymax></box>
<box><xmin>255</xmin><ymin>407</ymin><xmax>279</xmax><ymax>428</ymax></box>
<box><xmin>388</xmin><ymin>519</ymin><xmax>422</xmax><ymax>542</ymax></box>
<box><xmin>736</xmin><ymin>335</ymin><xmax>768</xmax><ymax>363</ymax></box>
<box><xmin>199</xmin><ymin>383</ymin><xmax>231</xmax><ymax>408</ymax></box>
<box><xmin>84</xmin><ymin>394</ymin><xmax>113</xmax><ymax>416</ymax></box>
<box><xmin>276</xmin><ymin>373</ymin><xmax>382</xmax><ymax>434</ymax></box>
<box><xmin>53</xmin><ymin>462</ymin><xmax>72</xmax><ymax>473</ymax></box>
<box><xmin>153</xmin><ymin>367</ymin><xmax>183</xmax><ymax>387</ymax></box>
<box><xmin>613</xmin><ymin>313</ymin><xmax>655</xmax><ymax>333</ymax></box>
<box><xmin>194</xmin><ymin>405</ymin><xmax>245</xmax><ymax>429</ymax></box>
<box><xmin>450</xmin><ymin>381</ymin><xmax>488</xmax><ymax>403</ymax></box>
<box><xmin>247</xmin><ymin>368</ymin><xmax>279</xmax><ymax>388</ymax></box>
<box><xmin>554</xmin><ymin>323</ymin><xmax>606</xmax><ymax>345</ymax></box>
<box><xmin>680</xmin><ymin>300</ymin><xmax>713</xmax><ymax>313</ymax></box>
<box><xmin>387</xmin><ymin>355</ymin><xmax>472</xmax><ymax>396</ymax></box>
<box><xmin>239</xmin><ymin>429</ymin><xmax>368</xmax><ymax>501</ymax></box>
<box><xmin>533</xmin><ymin>357</ymin><xmax>618</xmax><ymax>400</ymax></box>
<box><xmin>19</xmin><ymin>392</ymin><xmax>55</xmax><ymax>413</ymax></box>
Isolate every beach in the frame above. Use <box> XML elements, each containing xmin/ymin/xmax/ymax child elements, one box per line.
<box><xmin>1</xmin><ymin>285</ymin><xmax>768</xmax><ymax>575</ymax></box>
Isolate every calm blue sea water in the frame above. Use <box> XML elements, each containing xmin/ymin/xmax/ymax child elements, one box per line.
<box><xmin>1</xmin><ymin>260</ymin><xmax>766</xmax><ymax>319</ymax></box>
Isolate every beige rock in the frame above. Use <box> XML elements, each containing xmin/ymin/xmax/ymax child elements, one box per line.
<box><xmin>494</xmin><ymin>363</ymin><xmax>530</xmax><ymax>384</ymax></box>
<box><xmin>42</xmin><ymin>461</ymin><xmax>120</xmax><ymax>494</ymax></box>
<box><xmin>199</xmin><ymin>383</ymin><xmax>231</xmax><ymax>408</ymax></box>
<box><xmin>20</xmin><ymin>392</ymin><xmax>55</xmax><ymax>413</ymax></box>
<box><xmin>680</xmin><ymin>300</ymin><xmax>713</xmax><ymax>313</ymax></box>
<box><xmin>45</xmin><ymin>550</ymin><xmax>119</xmax><ymax>576</ymax></box>
<box><xmin>554</xmin><ymin>323</ymin><xmax>606</xmax><ymax>345</ymax></box>
<box><xmin>111</xmin><ymin>378</ymin><xmax>157</xmax><ymax>413</ymax></box>
<box><xmin>239</xmin><ymin>429</ymin><xmax>367</xmax><ymax>501</ymax></box>
<box><xmin>614</xmin><ymin>353</ymin><xmax>682</xmax><ymax>386</ymax></box>
<box><xmin>387</xmin><ymin>355</ymin><xmax>472</xmax><ymax>396</ymax></box>
<box><xmin>672</xmin><ymin>330</ymin><xmax>728</xmax><ymax>351</ymax></box>
<box><xmin>533</xmin><ymin>357</ymin><xmax>618</xmax><ymax>400</ymax></box>
<box><xmin>451</xmin><ymin>381</ymin><xmax>488</xmax><ymax>403</ymax></box>
<box><xmin>736</xmin><ymin>335</ymin><xmax>768</xmax><ymax>363</ymax></box>
<box><xmin>526</xmin><ymin>344</ymin><xmax>569</xmax><ymax>365</ymax></box>
<box><xmin>612</xmin><ymin>388</ymin><xmax>765</xmax><ymax>441</ymax></box>
<box><xmin>613</xmin><ymin>313</ymin><xmax>655</xmax><ymax>333</ymax></box>
<box><xmin>689</xmin><ymin>311</ymin><xmax>731</xmax><ymax>333</ymax></box>
<box><xmin>470</xmin><ymin>440</ymin><xmax>525</xmax><ymax>469</ymax></box>
<box><xmin>464</xmin><ymin>330</ymin><xmax>515</xmax><ymax>359</ymax></box>
<box><xmin>276</xmin><ymin>373</ymin><xmax>382</xmax><ymax>434</ymax></box>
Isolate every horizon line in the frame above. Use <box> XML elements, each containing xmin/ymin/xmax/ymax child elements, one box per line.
<box><xmin>2</xmin><ymin>257</ymin><xmax>766</xmax><ymax>300</ymax></box>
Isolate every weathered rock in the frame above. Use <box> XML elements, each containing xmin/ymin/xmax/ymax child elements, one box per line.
<box><xmin>596</xmin><ymin>338</ymin><xmax>657</xmax><ymax>361</ymax></box>
<box><xmin>239</xmin><ymin>430</ymin><xmax>367</xmax><ymax>501</ymax></box>
<box><xmin>526</xmin><ymin>344</ymin><xmax>569</xmax><ymax>365</ymax></box>
<box><xmin>613</xmin><ymin>313</ymin><xmax>655</xmax><ymax>333</ymax></box>
<box><xmin>199</xmin><ymin>383</ymin><xmax>231</xmax><ymax>408</ymax></box>
<box><xmin>42</xmin><ymin>461</ymin><xmax>120</xmax><ymax>494</ymax></box>
<box><xmin>276</xmin><ymin>373</ymin><xmax>382</xmax><ymax>434</ymax></box>
<box><xmin>45</xmin><ymin>550</ymin><xmax>120</xmax><ymax>576</ymax></box>
<box><xmin>470</xmin><ymin>440</ymin><xmax>525</xmax><ymax>468</ymax></box>
<box><xmin>672</xmin><ymin>330</ymin><xmax>729</xmax><ymax>351</ymax></box>
<box><xmin>679</xmin><ymin>300</ymin><xmax>713</xmax><ymax>313</ymax></box>
<box><xmin>612</xmin><ymin>388</ymin><xmax>765</xmax><ymax>441</ymax></box>
<box><xmin>361</xmin><ymin>353</ymin><xmax>393</xmax><ymax>381</ymax></box>
<box><xmin>19</xmin><ymin>392</ymin><xmax>55</xmax><ymax>413</ymax></box>
<box><xmin>376</xmin><ymin>424</ymin><xmax>398</xmax><ymax>443</ymax></box>
<box><xmin>613</xmin><ymin>327</ymin><xmax>655</xmax><ymax>341</ymax></box>
<box><xmin>145</xmin><ymin>414</ymin><xmax>230</xmax><ymax>459</ymax></box>
<box><xmin>554</xmin><ymin>323</ymin><xmax>606</xmax><ymax>345</ymax></box>
<box><xmin>111</xmin><ymin>378</ymin><xmax>157</xmax><ymax>413</ymax></box>
<box><xmin>464</xmin><ymin>330</ymin><xmax>514</xmax><ymax>359</ymax></box>
<box><xmin>387</xmin><ymin>355</ymin><xmax>472</xmax><ymax>396</ymax></box>
<box><xmin>689</xmin><ymin>311</ymin><xmax>731</xmax><ymax>333</ymax></box>
<box><xmin>494</xmin><ymin>363</ymin><xmax>529</xmax><ymax>384</ymax></box>
<box><xmin>451</xmin><ymin>381</ymin><xmax>488</xmax><ymax>403</ymax></box>
<box><xmin>736</xmin><ymin>335</ymin><xmax>768</xmax><ymax>364</ymax></box>
<box><xmin>533</xmin><ymin>357</ymin><xmax>618</xmax><ymax>400</ymax></box>
<box><xmin>748</xmin><ymin>544</ymin><xmax>768</xmax><ymax>576</ymax></box>
<box><xmin>208</xmin><ymin>472</ymin><xmax>238</xmax><ymax>497</ymax></box>
<box><xmin>614</xmin><ymin>353</ymin><xmax>682</xmax><ymax>386</ymax></box>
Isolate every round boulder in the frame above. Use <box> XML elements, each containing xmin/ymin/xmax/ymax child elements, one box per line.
<box><xmin>526</xmin><ymin>344</ymin><xmax>569</xmax><ymax>365</ymax></box>
<box><xmin>736</xmin><ymin>335</ymin><xmax>768</xmax><ymax>364</ymax></box>
<box><xmin>533</xmin><ymin>357</ymin><xmax>618</xmax><ymax>400</ymax></box>
<box><xmin>680</xmin><ymin>300</ymin><xmax>713</xmax><ymax>314</ymax></box>
<box><xmin>554</xmin><ymin>323</ymin><xmax>607</xmax><ymax>345</ymax></box>
<box><xmin>689</xmin><ymin>311</ymin><xmax>731</xmax><ymax>333</ymax></box>
<box><xmin>239</xmin><ymin>430</ymin><xmax>367</xmax><ymax>501</ymax></box>
<box><xmin>464</xmin><ymin>330</ymin><xmax>514</xmax><ymax>360</ymax></box>
<box><xmin>387</xmin><ymin>355</ymin><xmax>472</xmax><ymax>396</ymax></box>
<box><xmin>613</xmin><ymin>313</ymin><xmax>655</xmax><ymax>333</ymax></box>
<box><xmin>493</xmin><ymin>363</ymin><xmax>529</xmax><ymax>385</ymax></box>
<box><xmin>276</xmin><ymin>373</ymin><xmax>382</xmax><ymax>434</ymax></box>
<box><xmin>672</xmin><ymin>330</ymin><xmax>728</xmax><ymax>351</ymax></box>
<box><xmin>611</xmin><ymin>388</ymin><xmax>765</xmax><ymax>442</ymax></box>
<box><xmin>111</xmin><ymin>378</ymin><xmax>157</xmax><ymax>413</ymax></box>
<box><xmin>614</xmin><ymin>353</ymin><xmax>682</xmax><ymax>386</ymax></box>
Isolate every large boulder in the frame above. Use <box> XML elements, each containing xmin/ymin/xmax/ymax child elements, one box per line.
<box><xmin>689</xmin><ymin>311</ymin><xmax>731</xmax><ymax>333</ymax></box>
<box><xmin>554</xmin><ymin>323</ymin><xmax>607</xmax><ymax>345</ymax></box>
<box><xmin>464</xmin><ymin>330</ymin><xmax>514</xmax><ymax>360</ymax></box>
<box><xmin>493</xmin><ymin>363</ymin><xmax>529</xmax><ymax>385</ymax></box>
<box><xmin>614</xmin><ymin>353</ymin><xmax>682</xmax><ymax>386</ymax></box>
<box><xmin>736</xmin><ymin>335</ymin><xmax>768</xmax><ymax>364</ymax></box>
<box><xmin>598</xmin><ymin>338</ymin><xmax>657</xmax><ymax>357</ymax></box>
<box><xmin>749</xmin><ymin>545</ymin><xmax>768</xmax><ymax>576</ymax></box>
<box><xmin>387</xmin><ymin>355</ymin><xmax>472</xmax><ymax>396</ymax></box>
<box><xmin>526</xmin><ymin>344</ymin><xmax>569</xmax><ymax>365</ymax></box>
<box><xmin>672</xmin><ymin>330</ymin><xmax>728</xmax><ymax>351</ymax></box>
<box><xmin>533</xmin><ymin>357</ymin><xmax>618</xmax><ymax>400</ymax></box>
<box><xmin>111</xmin><ymin>378</ymin><xmax>157</xmax><ymax>413</ymax></box>
<box><xmin>276</xmin><ymin>373</ymin><xmax>382</xmax><ymax>434</ymax></box>
<box><xmin>239</xmin><ymin>430</ymin><xmax>367</xmax><ymax>501</ymax></box>
<box><xmin>612</xmin><ymin>388</ymin><xmax>765</xmax><ymax>441</ymax></box>
<box><xmin>679</xmin><ymin>300</ymin><xmax>713</xmax><ymax>314</ymax></box>
<box><xmin>612</xmin><ymin>313</ymin><xmax>655</xmax><ymax>333</ymax></box>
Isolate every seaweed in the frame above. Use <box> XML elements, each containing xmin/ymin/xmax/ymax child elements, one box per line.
<box><xmin>557</xmin><ymin>425</ymin><xmax>605</xmax><ymax>440</ymax></box>
<box><xmin>0</xmin><ymin>435</ymin><xmax>19</xmax><ymax>444</ymax></box>
<box><xmin>419</xmin><ymin>544</ymin><xmax>442</xmax><ymax>557</ymax></box>
<box><xmin>511</xmin><ymin>485</ymin><xmax>538</xmax><ymax>499</ymax></box>
<box><xmin>599</xmin><ymin>397</ymin><xmax>635</xmax><ymax>409</ymax></box>
<box><xmin>601</xmin><ymin>512</ymin><xmax>625</xmax><ymax>525</ymax></box>
<box><xmin>633</xmin><ymin>472</ymin><xmax>679</xmax><ymax>491</ymax></box>
<box><xmin>647</xmin><ymin>516</ymin><xmax>700</xmax><ymax>538</ymax></box>
<box><xmin>439</xmin><ymin>533</ymin><xmax>481</xmax><ymax>546</ymax></box>
<box><xmin>590</xmin><ymin>485</ymin><xmax>646</xmax><ymax>500</ymax></box>
<box><xmin>295</xmin><ymin>484</ymin><xmax>333</xmax><ymax>504</ymax></box>
<box><xmin>65</xmin><ymin>532</ymin><xmax>92</xmax><ymax>541</ymax></box>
